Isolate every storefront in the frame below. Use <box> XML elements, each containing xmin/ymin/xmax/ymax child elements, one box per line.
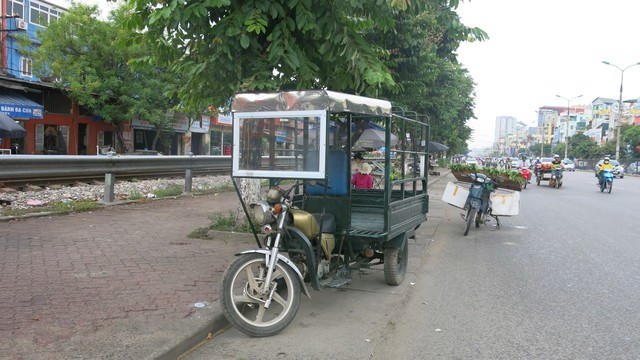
<box><xmin>0</xmin><ymin>88</ymin><xmax>43</xmax><ymax>154</ymax></box>
<box><xmin>211</xmin><ymin>113</ymin><xmax>232</xmax><ymax>155</ymax></box>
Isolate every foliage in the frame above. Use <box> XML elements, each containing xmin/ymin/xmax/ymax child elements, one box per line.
<box><xmin>567</xmin><ymin>133</ymin><xmax>602</xmax><ymax>159</ymax></box>
<box><xmin>188</xmin><ymin>212</ymin><xmax>254</xmax><ymax>238</ymax></box>
<box><xmin>25</xmin><ymin>3</ymin><xmax>181</xmax><ymax>152</ymax></box>
<box><xmin>1</xmin><ymin>199</ymin><xmax>99</xmax><ymax>216</ymax></box>
<box><xmin>152</xmin><ymin>184</ymin><xmax>184</xmax><ymax>198</ymax></box>
<box><xmin>371</xmin><ymin>3</ymin><xmax>487</xmax><ymax>155</ymax></box>
<box><xmin>623</xmin><ymin>124</ymin><xmax>640</xmax><ymax>158</ymax></box>
<box><xmin>448</xmin><ymin>163</ymin><xmax>523</xmax><ymax>185</ymax></box>
<box><xmin>122</xmin><ymin>0</ymin><xmax>419</xmax><ymax>112</ymax></box>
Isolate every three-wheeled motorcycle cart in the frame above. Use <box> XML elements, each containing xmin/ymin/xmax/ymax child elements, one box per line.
<box><xmin>220</xmin><ymin>90</ymin><xmax>430</xmax><ymax>336</ymax></box>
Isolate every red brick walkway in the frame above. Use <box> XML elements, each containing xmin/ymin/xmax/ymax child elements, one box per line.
<box><xmin>0</xmin><ymin>191</ymin><xmax>253</xmax><ymax>359</ymax></box>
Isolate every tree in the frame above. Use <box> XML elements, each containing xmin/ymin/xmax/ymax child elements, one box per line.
<box><xmin>623</xmin><ymin>125</ymin><xmax>640</xmax><ymax>158</ymax></box>
<box><xmin>26</xmin><ymin>3</ymin><xmax>180</xmax><ymax>152</ymax></box>
<box><xmin>569</xmin><ymin>133</ymin><xmax>601</xmax><ymax>159</ymax></box>
<box><xmin>368</xmin><ymin>2</ymin><xmax>487</xmax><ymax>155</ymax></box>
<box><xmin>123</xmin><ymin>0</ymin><xmax>429</xmax><ymax>112</ymax></box>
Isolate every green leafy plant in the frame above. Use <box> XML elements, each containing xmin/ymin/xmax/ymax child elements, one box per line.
<box><xmin>152</xmin><ymin>184</ymin><xmax>183</xmax><ymax>198</ymax></box>
<box><xmin>188</xmin><ymin>212</ymin><xmax>256</xmax><ymax>238</ymax></box>
<box><xmin>129</xmin><ymin>190</ymin><xmax>144</xmax><ymax>200</ymax></box>
<box><xmin>1</xmin><ymin>199</ymin><xmax>100</xmax><ymax>217</ymax></box>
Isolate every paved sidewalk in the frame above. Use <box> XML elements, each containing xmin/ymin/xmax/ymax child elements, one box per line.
<box><xmin>0</xmin><ymin>172</ymin><xmax>450</xmax><ymax>359</ymax></box>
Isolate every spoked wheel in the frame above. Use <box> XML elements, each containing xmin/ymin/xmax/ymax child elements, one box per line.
<box><xmin>464</xmin><ymin>207</ymin><xmax>477</xmax><ymax>236</ymax></box>
<box><xmin>607</xmin><ymin>181</ymin><xmax>613</xmax><ymax>193</ymax></box>
<box><xmin>221</xmin><ymin>253</ymin><xmax>301</xmax><ymax>337</ymax></box>
<box><xmin>384</xmin><ymin>234</ymin><xmax>409</xmax><ymax>286</ymax></box>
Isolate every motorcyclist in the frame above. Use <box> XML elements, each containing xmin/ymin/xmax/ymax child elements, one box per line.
<box><xmin>517</xmin><ymin>154</ymin><xmax>530</xmax><ymax>168</ymax></box>
<box><xmin>596</xmin><ymin>157</ymin><xmax>615</xmax><ymax>185</ymax></box>
<box><xmin>533</xmin><ymin>157</ymin><xmax>541</xmax><ymax>176</ymax></box>
<box><xmin>517</xmin><ymin>155</ymin><xmax>531</xmax><ymax>183</ymax></box>
<box><xmin>551</xmin><ymin>154</ymin><xmax>564</xmax><ymax>176</ymax></box>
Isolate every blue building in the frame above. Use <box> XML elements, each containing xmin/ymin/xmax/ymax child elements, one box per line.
<box><xmin>2</xmin><ymin>0</ymin><xmax>64</xmax><ymax>80</ymax></box>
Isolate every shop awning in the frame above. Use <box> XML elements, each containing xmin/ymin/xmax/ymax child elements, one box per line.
<box><xmin>0</xmin><ymin>91</ymin><xmax>44</xmax><ymax>119</ymax></box>
<box><xmin>0</xmin><ymin>113</ymin><xmax>26</xmax><ymax>138</ymax></box>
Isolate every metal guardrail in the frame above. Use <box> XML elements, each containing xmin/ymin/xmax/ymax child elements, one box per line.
<box><xmin>0</xmin><ymin>155</ymin><xmax>231</xmax><ymax>203</ymax></box>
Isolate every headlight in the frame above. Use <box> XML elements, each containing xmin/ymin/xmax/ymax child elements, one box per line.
<box><xmin>266</xmin><ymin>188</ymin><xmax>282</xmax><ymax>204</ymax></box>
<box><xmin>250</xmin><ymin>201</ymin><xmax>275</xmax><ymax>225</ymax></box>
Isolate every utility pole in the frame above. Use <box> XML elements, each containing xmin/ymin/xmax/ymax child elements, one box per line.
<box><xmin>602</xmin><ymin>61</ymin><xmax>640</xmax><ymax>159</ymax></box>
<box><xmin>555</xmin><ymin>95</ymin><xmax>582</xmax><ymax>159</ymax></box>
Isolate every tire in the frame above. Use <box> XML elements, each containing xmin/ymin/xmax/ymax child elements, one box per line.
<box><xmin>475</xmin><ymin>210</ymin><xmax>481</xmax><ymax>228</ymax></box>
<box><xmin>220</xmin><ymin>253</ymin><xmax>301</xmax><ymax>337</ymax></box>
<box><xmin>464</xmin><ymin>207</ymin><xmax>477</xmax><ymax>236</ymax></box>
<box><xmin>384</xmin><ymin>234</ymin><xmax>408</xmax><ymax>286</ymax></box>
<box><xmin>607</xmin><ymin>181</ymin><xmax>613</xmax><ymax>193</ymax></box>
<box><xmin>536</xmin><ymin>176</ymin><xmax>541</xmax><ymax>186</ymax></box>
<box><xmin>523</xmin><ymin>180</ymin><xmax>527</xmax><ymax>189</ymax></box>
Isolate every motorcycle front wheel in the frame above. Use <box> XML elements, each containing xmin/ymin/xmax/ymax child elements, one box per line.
<box><xmin>607</xmin><ymin>181</ymin><xmax>613</xmax><ymax>193</ymax></box>
<box><xmin>464</xmin><ymin>207</ymin><xmax>477</xmax><ymax>236</ymax></box>
<box><xmin>221</xmin><ymin>253</ymin><xmax>302</xmax><ymax>337</ymax></box>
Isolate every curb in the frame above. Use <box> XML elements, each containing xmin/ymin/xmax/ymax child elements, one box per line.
<box><xmin>165</xmin><ymin>170</ymin><xmax>452</xmax><ymax>359</ymax></box>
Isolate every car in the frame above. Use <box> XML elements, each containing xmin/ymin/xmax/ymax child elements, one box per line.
<box><xmin>511</xmin><ymin>159</ymin><xmax>519</xmax><ymax>169</ymax></box>
<box><xmin>595</xmin><ymin>159</ymin><xmax>624</xmax><ymax>178</ymax></box>
<box><xmin>562</xmin><ymin>159</ymin><xmax>575</xmax><ymax>171</ymax></box>
<box><xmin>465</xmin><ymin>157</ymin><xmax>479</xmax><ymax>166</ymax></box>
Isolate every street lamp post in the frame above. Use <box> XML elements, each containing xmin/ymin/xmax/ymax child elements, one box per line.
<box><xmin>602</xmin><ymin>61</ymin><xmax>640</xmax><ymax>160</ymax></box>
<box><xmin>555</xmin><ymin>94</ymin><xmax>583</xmax><ymax>159</ymax></box>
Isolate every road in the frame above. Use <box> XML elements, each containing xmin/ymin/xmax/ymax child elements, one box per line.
<box><xmin>185</xmin><ymin>171</ymin><xmax>640</xmax><ymax>359</ymax></box>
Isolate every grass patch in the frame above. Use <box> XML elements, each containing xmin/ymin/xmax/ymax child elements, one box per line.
<box><xmin>130</xmin><ymin>190</ymin><xmax>144</xmax><ymax>200</ymax></box>
<box><xmin>1</xmin><ymin>199</ymin><xmax>100</xmax><ymax>217</ymax></box>
<box><xmin>152</xmin><ymin>184</ymin><xmax>183</xmax><ymax>198</ymax></box>
<box><xmin>188</xmin><ymin>211</ymin><xmax>254</xmax><ymax>238</ymax></box>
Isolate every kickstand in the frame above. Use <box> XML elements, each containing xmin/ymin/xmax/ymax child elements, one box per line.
<box><xmin>491</xmin><ymin>214</ymin><xmax>501</xmax><ymax>228</ymax></box>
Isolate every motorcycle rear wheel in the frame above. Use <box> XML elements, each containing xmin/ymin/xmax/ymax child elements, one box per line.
<box><xmin>221</xmin><ymin>253</ymin><xmax>301</xmax><ymax>337</ymax></box>
<box><xmin>464</xmin><ymin>207</ymin><xmax>477</xmax><ymax>236</ymax></box>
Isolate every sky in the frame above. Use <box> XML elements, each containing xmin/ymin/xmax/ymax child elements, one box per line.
<box><xmin>456</xmin><ymin>0</ymin><xmax>640</xmax><ymax>150</ymax></box>
<box><xmin>48</xmin><ymin>0</ymin><xmax>119</xmax><ymax>18</ymax></box>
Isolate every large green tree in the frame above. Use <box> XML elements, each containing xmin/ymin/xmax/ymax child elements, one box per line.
<box><xmin>623</xmin><ymin>124</ymin><xmax>640</xmax><ymax>158</ymax></box>
<box><xmin>123</xmin><ymin>0</ymin><xmax>427</xmax><ymax>112</ymax></box>
<box><xmin>366</xmin><ymin>1</ymin><xmax>487</xmax><ymax>155</ymax></box>
<box><xmin>27</xmin><ymin>3</ymin><xmax>180</xmax><ymax>152</ymax></box>
<box><xmin>123</xmin><ymin>0</ymin><xmax>487</xmax><ymax>153</ymax></box>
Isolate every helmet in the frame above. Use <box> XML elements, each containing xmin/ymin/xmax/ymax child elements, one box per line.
<box><xmin>536</xmin><ymin>157</ymin><xmax>540</xmax><ymax>160</ymax></box>
<box><xmin>553</xmin><ymin>154</ymin><xmax>560</xmax><ymax>158</ymax></box>
<box><xmin>604</xmin><ymin>157</ymin><xmax>610</xmax><ymax>161</ymax></box>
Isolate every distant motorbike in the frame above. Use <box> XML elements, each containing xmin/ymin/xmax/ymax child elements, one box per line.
<box><xmin>599</xmin><ymin>168</ymin><xmax>614</xmax><ymax>193</ymax></box>
<box><xmin>519</xmin><ymin>166</ymin><xmax>531</xmax><ymax>189</ymax></box>
<box><xmin>462</xmin><ymin>173</ymin><xmax>497</xmax><ymax>236</ymax></box>
<box><xmin>549</xmin><ymin>165</ymin><xmax>563</xmax><ymax>189</ymax></box>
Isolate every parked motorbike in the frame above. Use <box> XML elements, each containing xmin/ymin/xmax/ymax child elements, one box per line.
<box><xmin>549</xmin><ymin>165</ymin><xmax>563</xmax><ymax>189</ymax></box>
<box><xmin>462</xmin><ymin>173</ymin><xmax>498</xmax><ymax>236</ymax></box>
<box><xmin>599</xmin><ymin>168</ymin><xmax>614</xmax><ymax>193</ymax></box>
<box><xmin>519</xmin><ymin>166</ymin><xmax>531</xmax><ymax>189</ymax></box>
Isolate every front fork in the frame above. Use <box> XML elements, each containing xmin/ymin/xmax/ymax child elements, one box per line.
<box><xmin>260</xmin><ymin>208</ymin><xmax>289</xmax><ymax>307</ymax></box>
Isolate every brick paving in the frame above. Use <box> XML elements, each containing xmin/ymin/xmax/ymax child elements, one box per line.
<box><xmin>0</xmin><ymin>172</ymin><xmax>451</xmax><ymax>359</ymax></box>
<box><xmin>0</xmin><ymin>191</ymin><xmax>252</xmax><ymax>359</ymax></box>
